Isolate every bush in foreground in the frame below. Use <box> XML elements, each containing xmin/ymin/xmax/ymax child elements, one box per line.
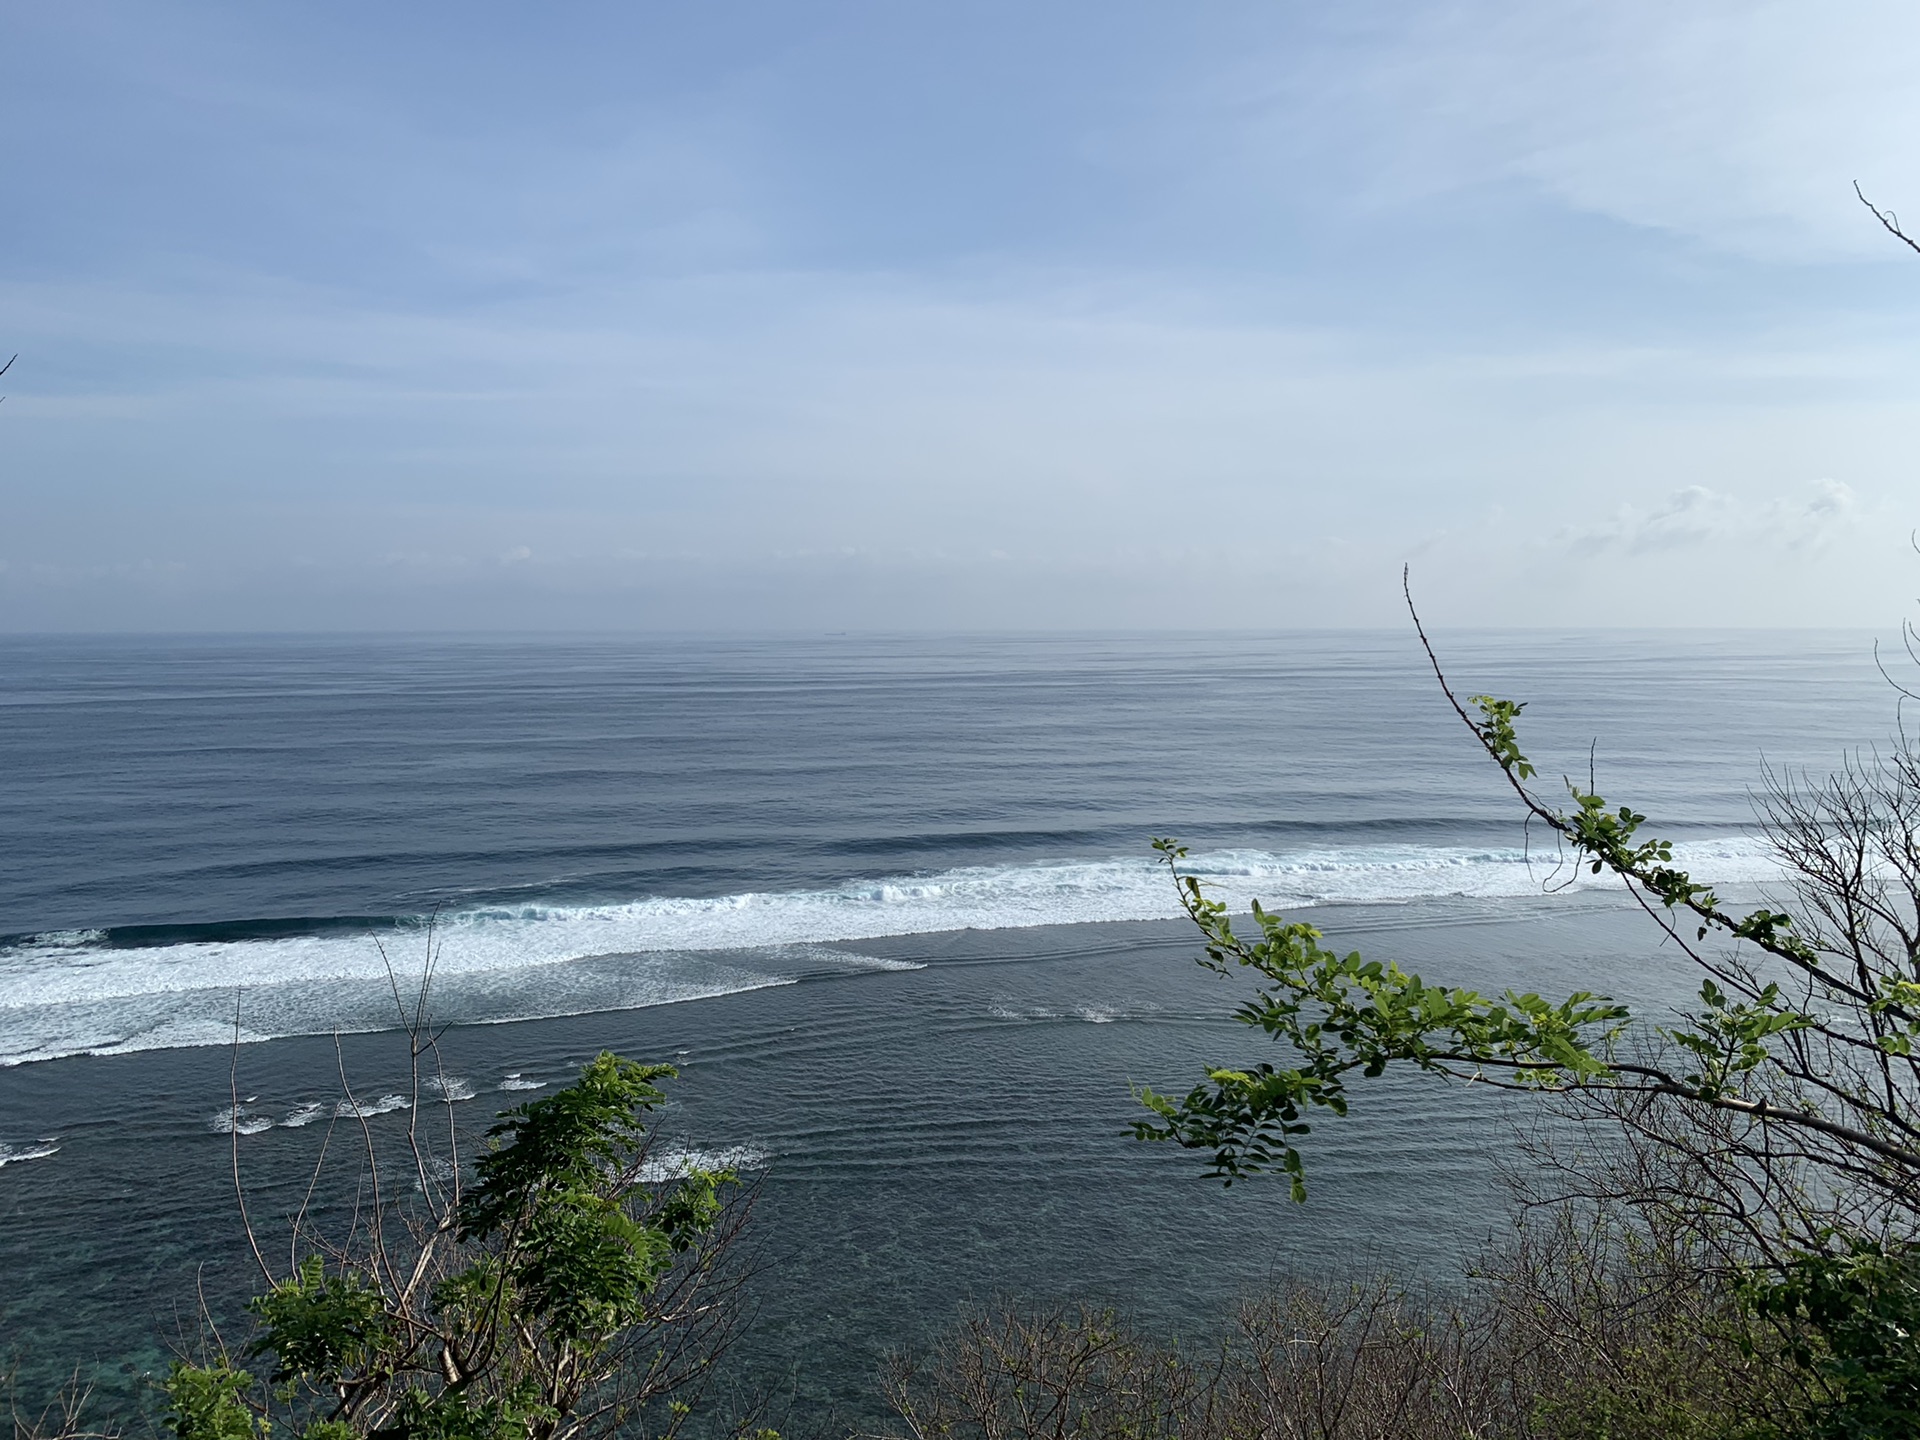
<box><xmin>871</xmin><ymin>1196</ymin><xmax>1813</xmax><ymax>1440</ymax></box>
<box><xmin>160</xmin><ymin>1051</ymin><xmax>751</xmax><ymax>1440</ymax></box>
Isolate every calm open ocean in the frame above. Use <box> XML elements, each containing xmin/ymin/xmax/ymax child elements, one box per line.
<box><xmin>0</xmin><ymin>629</ymin><xmax>1902</xmax><ymax>1418</ymax></box>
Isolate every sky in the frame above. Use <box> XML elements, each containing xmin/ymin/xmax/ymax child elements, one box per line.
<box><xmin>5</xmin><ymin>1</ymin><xmax>1920</xmax><ymax>630</ymax></box>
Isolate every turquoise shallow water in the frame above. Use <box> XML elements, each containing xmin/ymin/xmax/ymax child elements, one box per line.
<box><xmin>0</xmin><ymin>629</ymin><xmax>1901</xmax><ymax>1419</ymax></box>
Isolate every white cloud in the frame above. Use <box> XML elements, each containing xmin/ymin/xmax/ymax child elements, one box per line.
<box><xmin>1279</xmin><ymin>0</ymin><xmax>1920</xmax><ymax>260</ymax></box>
<box><xmin>1565</xmin><ymin>479</ymin><xmax>1859</xmax><ymax>555</ymax></box>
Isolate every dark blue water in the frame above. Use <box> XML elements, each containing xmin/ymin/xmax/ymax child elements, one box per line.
<box><xmin>0</xmin><ymin>629</ymin><xmax>1900</xmax><ymax>1420</ymax></box>
<box><xmin>6</xmin><ymin>628</ymin><xmax>1878</xmax><ymax>938</ymax></box>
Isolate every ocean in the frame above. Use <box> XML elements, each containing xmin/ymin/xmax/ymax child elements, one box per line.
<box><xmin>0</xmin><ymin>628</ymin><xmax>1899</xmax><ymax>1420</ymax></box>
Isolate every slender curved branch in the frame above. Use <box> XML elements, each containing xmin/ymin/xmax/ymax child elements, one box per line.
<box><xmin>1858</xmin><ymin>181</ymin><xmax>1920</xmax><ymax>258</ymax></box>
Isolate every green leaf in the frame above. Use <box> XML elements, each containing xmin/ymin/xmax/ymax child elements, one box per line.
<box><xmin>163</xmin><ymin>1362</ymin><xmax>265</xmax><ymax>1440</ymax></box>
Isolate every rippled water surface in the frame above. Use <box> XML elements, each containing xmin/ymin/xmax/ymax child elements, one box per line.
<box><xmin>0</xmin><ymin>629</ymin><xmax>1900</xmax><ymax>1418</ymax></box>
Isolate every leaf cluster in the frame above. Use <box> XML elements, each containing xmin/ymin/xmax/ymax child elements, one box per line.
<box><xmin>167</xmin><ymin>1054</ymin><xmax>741</xmax><ymax>1440</ymax></box>
<box><xmin>1137</xmin><ymin>616</ymin><xmax>1920</xmax><ymax>1206</ymax></box>
<box><xmin>1133</xmin><ymin>841</ymin><xmax>1631</xmax><ymax>1195</ymax></box>
<box><xmin>1741</xmin><ymin>1237</ymin><xmax>1920</xmax><ymax>1439</ymax></box>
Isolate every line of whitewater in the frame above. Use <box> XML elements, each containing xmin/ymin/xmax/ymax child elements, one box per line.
<box><xmin>2</xmin><ymin>840</ymin><xmax>1780</xmax><ymax>1013</ymax></box>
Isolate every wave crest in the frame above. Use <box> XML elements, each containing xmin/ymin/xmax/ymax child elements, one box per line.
<box><xmin>0</xmin><ymin>839</ymin><xmax>1775</xmax><ymax>1067</ymax></box>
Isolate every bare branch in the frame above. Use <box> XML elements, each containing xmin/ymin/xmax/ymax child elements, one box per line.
<box><xmin>1858</xmin><ymin>180</ymin><xmax>1920</xmax><ymax>258</ymax></box>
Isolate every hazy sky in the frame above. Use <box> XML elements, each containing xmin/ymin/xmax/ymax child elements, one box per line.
<box><xmin>6</xmin><ymin>1</ymin><xmax>1920</xmax><ymax>630</ymax></box>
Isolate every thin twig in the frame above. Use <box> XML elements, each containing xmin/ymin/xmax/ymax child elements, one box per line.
<box><xmin>1857</xmin><ymin>181</ymin><xmax>1920</xmax><ymax>258</ymax></box>
<box><xmin>228</xmin><ymin>991</ymin><xmax>272</xmax><ymax>1286</ymax></box>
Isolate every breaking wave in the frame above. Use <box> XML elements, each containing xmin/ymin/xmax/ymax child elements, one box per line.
<box><xmin>0</xmin><ymin>839</ymin><xmax>1775</xmax><ymax>1067</ymax></box>
<box><xmin>336</xmin><ymin>1093</ymin><xmax>412</xmax><ymax>1119</ymax></box>
<box><xmin>0</xmin><ymin>1139</ymin><xmax>60</xmax><ymax>1168</ymax></box>
<box><xmin>635</xmin><ymin>1144</ymin><xmax>770</xmax><ymax>1183</ymax></box>
<box><xmin>211</xmin><ymin>1106</ymin><xmax>274</xmax><ymax>1135</ymax></box>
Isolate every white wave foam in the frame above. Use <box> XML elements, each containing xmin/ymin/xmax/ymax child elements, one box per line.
<box><xmin>990</xmin><ymin>1001</ymin><xmax>1156</xmax><ymax>1024</ymax></box>
<box><xmin>0</xmin><ymin>841</ymin><xmax>1775</xmax><ymax>1008</ymax></box>
<box><xmin>281</xmin><ymin>1102</ymin><xmax>326</xmax><ymax>1128</ymax></box>
<box><xmin>211</xmin><ymin>1106</ymin><xmax>274</xmax><ymax>1135</ymax></box>
<box><xmin>831</xmin><ymin>955</ymin><xmax>928</xmax><ymax>972</ymax></box>
<box><xmin>424</xmin><ymin>1076</ymin><xmax>476</xmax><ymax>1103</ymax></box>
<box><xmin>636</xmin><ymin>1144</ymin><xmax>769</xmax><ymax>1183</ymax></box>
<box><xmin>0</xmin><ymin>1139</ymin><xmax>59</xmax><ymax>1168</ymax></box>
<box><xmin>0</xmin><ymin>839</ymin><xmax>1779</xmax><ymax>1066</ymax></box>
<box><xmin>21</xmin><ymin>930</ymin><xmax>105</xmax><ymax>949</ymax></box>
<box><xmin>499</xmin><ymin>1075</ymin><xmax>547</xmax><ymax>1091</ymax></box>
<box><xmin>336</xmin><ymin>1094</ymin><xmax>411</xmax><ymax>1119</ymax></box>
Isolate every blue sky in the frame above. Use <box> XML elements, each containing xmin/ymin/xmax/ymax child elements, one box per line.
<box><xmin>5</xmin><ymin>1</ymin><xmax>1920</xmax><ymax>629</ymax></box>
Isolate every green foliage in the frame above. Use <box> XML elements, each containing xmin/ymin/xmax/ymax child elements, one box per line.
<box><xmin>1468</xmin><ymin>694</ymin><xmax>1536</xmax><ymax>780</ymax></box>
<box><xmin>1668</xmin><ymin>979</ymin><xmax>1811</xmax><ymax>1100</ymax></box>
<box><xmin>190</xmin><ymin>1051</ymin><xmax>739</xmax><ymax>1440</ymax></box>
<box><xmin>1140</xmin><ymin>635</ymin><xmax>1920</xmax><ymax>1428</ymax></box>
<box><xmin>165</xmin><ymin>1362</ymin><xmax>267</xmax><ymax>1440</ymax></box>
<box><xmin>1133</xmin><ymin>676</ymin><xmax>1909</xmax><ymax>1197</ymax></box>
<box><xmin>510</xmin><ymin>1187</ymin><xmax>669</xmax><ymax>1345</ymax></box>
<box><xmin>461</xmin><ymin>1055</ymin><xmax>675</xmax><ymax>1242</ymax></box>
<box><xmin>453</xmin><ymin>1055</ymin><xmax>730</xmax><ymax>1353</ymax></box>
<box><xmin>388</xmin><ymin>1383</ymin><xmax>552</xmax><ymax>1440</ymax></box>
<box><xmin>248</xmin><ymin>1256</ymin><xmax>391</xmax><ymax>1387</ymax></box>
<box><xmin>1132</xmin><ymin>839</ymin><xmax>1630</xmax><ymax>1195</ymax></box>
<box><xmin>1473</xmin><ymin>695</ymin><xmax>1820</xmax><ymax>973</ymax></box>
<box><xmin>1743</xmin><ymin>1239</ymin><xmax>1920</xmax><ymax>1439</ymax></box>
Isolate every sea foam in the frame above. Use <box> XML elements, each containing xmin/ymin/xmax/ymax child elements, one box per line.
<box><xmin>211</xmin><ymin>1106</ymin><xmax>274</xmax><ymax>1135</ymax></box>
<box><xmin>635</xmin><ymin>1144</ymin><xmax>769</xmax><ymax>1183</ymax></box>
<box><xmin>0</xmin><ymin>840</ymin><xmax>1777</xmax><ymax>1067</ymax></box>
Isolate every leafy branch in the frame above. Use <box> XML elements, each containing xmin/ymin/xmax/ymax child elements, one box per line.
<box><xmin>168</xmin><ymin>967</ymin><xmax>752</xmax><ymax>1440</ymax></box>
<box><xmin>1132</xmin><ymin>838</ymin><xmax>1632</xmax><ymax>1195</ymax></box>
<box><xmin>1136</xmin><ymin>573</ymin><xmax>1920</xmax><ymax>1210</ymax></box>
